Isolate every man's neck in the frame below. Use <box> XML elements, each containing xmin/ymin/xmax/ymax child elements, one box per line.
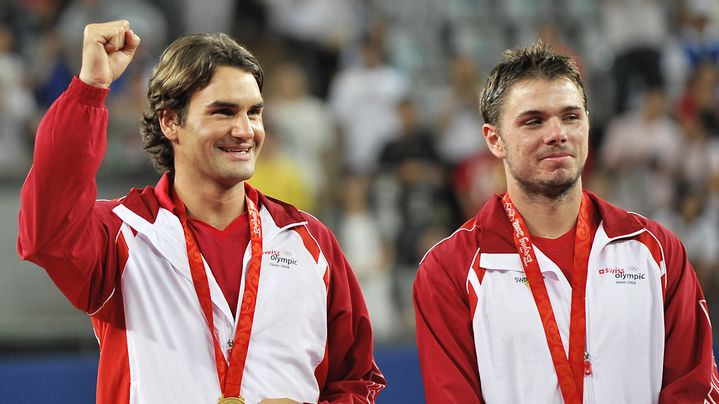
<box><xmin>507</xmin><ymin>184</ymin><xmax>582</xmax><ymax>238</ymax></box>
<box><xmin>173</xmin><ymin>174</ymin><xmax>247</xmax><ymax>231</ymax></box>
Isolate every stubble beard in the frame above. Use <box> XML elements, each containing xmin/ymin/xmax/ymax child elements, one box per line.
<box><xmin>507</xmin><ymin>158</ymin><xmax>584</xmax><ymax>202</ymax></box>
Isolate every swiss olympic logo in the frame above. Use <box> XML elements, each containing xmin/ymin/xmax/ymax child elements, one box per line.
<box><xmin>264</xmin><ymin>249</ymin><xmax>298</xmax><ymax>269</ymax></box>
<box><xmin>598</xmin><ymin>266</ymin><xmax>645</xmax><ymax>284</ymax></box>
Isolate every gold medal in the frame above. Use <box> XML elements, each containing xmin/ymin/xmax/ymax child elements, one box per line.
<box><xmin>218</xmin><ymin>396</ymin><xmax>246</xmax><ymax>404</ymax></box>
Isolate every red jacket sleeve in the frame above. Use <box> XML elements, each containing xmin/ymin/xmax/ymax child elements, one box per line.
<box><xmin>653</xmin><ymin>222</ymin><xmax>719</xmax><ymax>402</ymax></box>
<box><xmin>307</xmin><ymin>218</ymin><xmax>386</xmax><ymax>403</ymax></box>
<box><xmin>413</xmin><ymin>250</ymin><xmax>483</xmax><ymax>404</ymax></box>
<box><xmin>17</xmin><ymin>77</ymin><xmax>122</xmax><ymax>314</ymax></box>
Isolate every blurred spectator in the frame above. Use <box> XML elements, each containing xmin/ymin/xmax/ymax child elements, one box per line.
<box><xmin>678</xmin><ymin>112</ymin><xmax>719</xmax><ymax>196</ymax></box>
<box><xmin>336</xmin><ymin>175</ymin><xmax>397</xmax><ymax>342</ymax></box>
<box><xmin>12</xmin><ymin>0</ymin><xmax>63</xmax><ymax>62</ymax></box>
<box><xmin>263</xmin><ymin>0</ymin><xmax>364</xmax><ymax>98</ymax></box>
<box><xmin>329</xmin><ymin>36</ymin><xmax>411</xmax><ymax>175</ymax></box>
<box><xmin>178</xmin><ymin>0</ymin><xmax>234</xmax><ymax>35</ymax></box>
<box><xmin>30</xmin><ymin>26</ymin><xmax>74</xmax><ymax>109</ymax></box>
<box><xmin>433</xmin><ymin>54</ymin><xmax>487</xmax><ymax>166</ymax></box>
<box><xmin>676</xmin><ymin>62</ymin><xmax>719</xmax><ymax>136</ymax></box>
<box><xmin>266</xmin><ymin>62</ymin><xmax>336</xmax><ymax>210</ymax></box>
<box><xmin>0</xmin><ymin>25</ymin><xmax>35</xmax><ymax>177</ymax></box>
<box><xmin>601</xmin><ymin>86</ymin><xmax>683</xmax><ymax>216</ymax></box>
<box><xmin>538</xmin><ymin>23</ymin><xmax>586</xmax><ymax>80</ymax></box>
<box><xmin>602</xmin><ymin>0</ymin><xmax>668</xmax><ymax>113</ymax></box>
<box><xmin>680</xmin><ymin>0</ymin><xmax>719</xmax><ymax>65</ymax></box>
<box><xmin>367</xmin><ymin>0</ymin><xmax>445</xmax><ymax>77</ymax></box>
<box><xmin>674</xmin><ymin>63</ymin><xmax>719</xmax><ymax>199</ymax></box>
<box><xmin>376</xmin><ymin>98</ymin><xmax>457</xmax><ymax>333</ymax></box>
<box><xmin>663</xmin><ymin>0</ymin><xmax>719</xmax><ymax>100</ymax></box>
<box><xmin>654</xmin><ymin>184</ymin><xmax>719</xmax><ymax>288</ymax></box>
<box><xmin>452</xmin><ymin>153</ymin><xmax>506</xmax><ymax>220</ymax></box>
<box><xmin>103</xmin><ymin>68</ymin><xmax>152</xmax><ymax>177</ymax></box>
<box><xmin>249</xmin><ymin>125</ymin><xmax>315</xmax><ymax>213</ymax></box>
<box><xmin>379</xmin><ymin>99</ymin><xmax>441</xmax><ymax>174</ymax></box>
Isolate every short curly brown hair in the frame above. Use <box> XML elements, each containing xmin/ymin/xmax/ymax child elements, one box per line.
<box><xmin>140</xmin><ymin>33</ymin><xmax>264</xmax><ymax>173</ymax></box>
<box><xmin>479</xmin><ymin>40</ymin><xmax>586</xmax><ymax>127</ymax></box>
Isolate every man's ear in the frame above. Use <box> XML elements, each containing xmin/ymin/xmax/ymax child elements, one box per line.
<box><xmin>159</xmin><ymin>109</ymin><xmax>180</xmax><ymax>141</ymax></box>
<box><xmin>483</xmin><ymin>123</ymin><xmax>506</xmax><ymax>159</ymax></box>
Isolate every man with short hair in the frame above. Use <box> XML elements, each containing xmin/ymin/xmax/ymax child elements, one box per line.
<box><xmin>18</xmin><ymin>20</ymin><xmax>385</xmax><ymax>404</ymax></box>
<box><xmin>413</xmin><ymin>41</ymin><xmax>719</xmax><ymax>403</ymax></box>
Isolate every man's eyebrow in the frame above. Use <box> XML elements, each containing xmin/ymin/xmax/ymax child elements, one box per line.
<box><xmin>514</xmin><ymin>105</ymin><xmax>583</xmax><ymax>119</ymax></box>
<box><xmin>515</xmin><ymin>109</ymin><xmax>543</xmax><ymax>119</ymax></box>
<box><xmin>206</xmin><ymin>101</ymin><xmax>239</xmax><ymax>109</ymax></box>
<box><xmin>205</xmin><ymin>101</ymin><xmax>265</xmax><ymax>109</ymax></box>
<box><xmin>559</xmin><ymin>105</ymin><xmax>583</xmax><ymax>113</ymax></box>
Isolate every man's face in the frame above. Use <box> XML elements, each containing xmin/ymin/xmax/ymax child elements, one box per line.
<box><xmin>483</xmin><ymin>78</ymin><xmax>589</xmax><ymax>198</ymax></box>
<box><xmin>165</xmin><ymin>66</ymin><xmax>265</xmax><ymax>190</ymax></box>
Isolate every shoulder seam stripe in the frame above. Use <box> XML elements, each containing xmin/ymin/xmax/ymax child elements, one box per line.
<box><xmin>419</xmin><ymin>223</ymin><xmax>477</xmax><ymax>267</ymax></box>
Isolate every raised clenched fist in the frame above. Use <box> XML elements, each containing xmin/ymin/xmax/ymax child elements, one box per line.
<box><xmin>78</xmin><ymin>20</ymin><xmax>141</xmax><ymax>89</ymax></box>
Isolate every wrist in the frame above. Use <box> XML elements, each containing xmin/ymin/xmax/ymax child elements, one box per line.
<box><xmin>67</xmin><ymin>76</ymin><xmax>110</xmax><ymax>106</ymax></box>
<box><xmin>78</xmin><ymin>72</ymin><xmax>111</xmax><ymax>89</ymax></box>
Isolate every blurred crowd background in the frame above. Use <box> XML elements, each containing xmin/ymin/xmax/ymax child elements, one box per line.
<box><xmin>1</xmin><ymin>0</ymin><xmax>719</xmax><ymax>352</ymax></box>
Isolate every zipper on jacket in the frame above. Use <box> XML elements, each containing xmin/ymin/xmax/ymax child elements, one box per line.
<box><xmin>584</xmin><ymin>308</ymin><xmax>595</xmax><ymax>404</ymax></box>
<box><xmin>584</xmin><ymin>352</ymin><xmax>592</xmax><ymax>376</ymax></box>
<box><xmin>582</xmin><ymin>324</ymin><xmax>596</xmax><ymax>404</ymax></box>
<box><xmin>584</xmin><ymin>357</ymin><xmax>595</xmax><ymax>404</ymax></box>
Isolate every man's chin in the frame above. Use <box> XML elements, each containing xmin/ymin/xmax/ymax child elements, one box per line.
<box><xmin>215</xmin><ymin>171</ymin><xmax>255</xmax><ymax>188</ymax></box>
<box><xmin>518</xmin><ymin>175</ymin><xmax>581</xmax><ymax>199</ymax></box>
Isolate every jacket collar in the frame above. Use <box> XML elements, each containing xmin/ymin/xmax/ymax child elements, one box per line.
<box><xmin>113</xmin><ymin>174</ymin><xmax>309</xmax><ymax>326</ymax></box>
<box><xmin>151</xmin><ymin>172</ymin><xmax>308</xmax><ymax>229</ymax></box>
<box><xmin>115</xmin><ymin>173</ymin><xmax>310</xmax><ymax>281</ymax></box>
<box><xmin>475</xmin><ymin>190</ymin><xmax>646</xmax><ymax>254</ymax></box>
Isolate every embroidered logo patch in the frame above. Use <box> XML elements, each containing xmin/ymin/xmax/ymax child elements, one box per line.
<box><xmin>598</xmin><ymin>266</ymin><xmax>645</xmax><ymax>284</ymax></box>
<box><xmin>514</xmin><ymin>276</ymin><xmax>529</xmax><ymax>288</ymax></box>
<box><xmin>264</xmin><ymin>249</ymin><xmax>298</xmax><ymax>269</ymax></box>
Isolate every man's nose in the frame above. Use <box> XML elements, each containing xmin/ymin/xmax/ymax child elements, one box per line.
<box><xmin>230</xmin><ymin>114</ymin><xmax>253</xmax><ymax>138</ymax></box>
<box><xmin>543</xmin><ymin>117</ymin><xmax>568</xmax><ymax>145</ymax></box>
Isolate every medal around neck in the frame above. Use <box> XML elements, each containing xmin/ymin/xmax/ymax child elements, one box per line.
<box><xmin>173</xmin><ymin>186</ymin><xmax>264</xmax><ymax>402</ymax></box>
<box><xmin>218</xmin><ymin>396</ymin><xmax>246</xmax><ymax>404</ymax></box>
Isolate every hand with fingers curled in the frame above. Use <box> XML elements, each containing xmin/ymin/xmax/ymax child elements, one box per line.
<box><xmin>78</xmin><ymin>19</ymin><xmax>141</xmax><ymax>89</ymax></box>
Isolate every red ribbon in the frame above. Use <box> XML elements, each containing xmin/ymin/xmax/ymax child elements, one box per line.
<box><xmin>501</xmin><ymin>192</ymin><xmax>596</xmax><ymax>404</ymax></box>
<box><xmin>173</xmin><ymin>185</ymin><xmax>263</xmax><ymax>398</ymax></box>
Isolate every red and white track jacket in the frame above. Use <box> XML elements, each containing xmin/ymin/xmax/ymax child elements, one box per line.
<box><xmin>414</xmin><ymin>193</ymin><xmax>719</xmax><ymax>404</ymax></box>
<box><xmin>17</xmin><ymin>77</ymin><xmax>385</xmax><ymax>403</ymax></box>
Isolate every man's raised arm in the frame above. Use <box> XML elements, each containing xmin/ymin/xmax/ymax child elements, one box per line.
<box><xmin>17</xmin><ymin>21</ymin><xmax>140</xmax><ymax>313</ymax></box>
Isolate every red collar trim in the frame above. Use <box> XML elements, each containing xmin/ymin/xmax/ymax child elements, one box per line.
<box><xmin>475</xmin><ymin>190</ymin><xmax>644</xmax><ymax>254</ymax></box>
<box><xmin>151</xmin><ymin>173</ymin><xmax>306</xmax><ymax>228</ymax></box>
